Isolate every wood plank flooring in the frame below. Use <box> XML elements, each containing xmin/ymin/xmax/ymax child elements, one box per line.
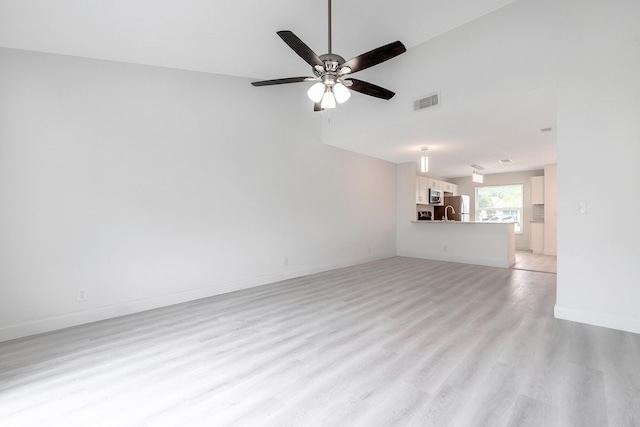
<box><xmin>512</xmin><ymin>250</ymin><xmax>557</xmax><ymax>274</ymax></box>
<box><xmin>1</xmin><ymin>256</ymin><xmax>638</xmax><ymax>426</ymax></box>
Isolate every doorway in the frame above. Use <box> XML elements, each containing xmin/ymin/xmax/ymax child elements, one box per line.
<box><xmin>512</xmin><ymin>250</ymin><xmax>557</xmax><ymax>274</ymax></box>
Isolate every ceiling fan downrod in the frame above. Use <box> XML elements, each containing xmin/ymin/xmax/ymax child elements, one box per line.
<box><xmin>328</xmin><ymin>0</ymin><xmax>332</xmax><ymax>54</ymax></box>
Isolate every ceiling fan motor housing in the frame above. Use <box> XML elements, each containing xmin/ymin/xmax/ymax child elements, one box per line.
<box><xmin>315</xmin><ymin>53</ymin><xmax>347</xmax><ymax>80</ymax></box>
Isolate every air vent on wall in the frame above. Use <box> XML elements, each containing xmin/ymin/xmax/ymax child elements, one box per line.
<box><xmin>414</xmin><ymin>92</ymin><xmax>440</xmax><ymax>111</ymax></box>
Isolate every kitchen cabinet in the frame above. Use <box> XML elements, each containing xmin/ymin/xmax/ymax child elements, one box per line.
<box><xmin>427</xmin><ymin>178</ymin><xmax>440</xmax><ymax>189</ymax></box>
<box><xmin>416</xmin><ymin>175</ymin><xmax>458</xmax><ymax>203</ymax></box>
<box><xmin>530</xmin><ymin>222</ymin><xmax>544</xmax><ymax>254</ymax></box>
<box><xmin>530</xmin><ymin>176</ymin><xmax>544</xmax><ymax>204</ymax></box>
<box><xmin>415</xmin><ymin>176</ymin><xmax>429</xmax><ymax>204</ymax></box>
<box><xmin>441</xmin><ymin>182</ymin><xmax>456</xmax><ymax>194</ymax></box>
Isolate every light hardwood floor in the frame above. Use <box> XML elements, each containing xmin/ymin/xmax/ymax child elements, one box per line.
<box><xmin>1</xmin><ymin>257</ymin><xmax>638</xmax><ymax>426</ymax></box>
<box><xmin>512</xmin><ymin>250</ymin><xmax>557</xmax><ymax>274</ymax></box>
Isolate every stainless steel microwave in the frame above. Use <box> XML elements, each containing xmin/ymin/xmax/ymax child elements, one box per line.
<box><xmin>429</xmin><ymin>188</ymin><xmax>442</xmax><ymax>204</ymax></box>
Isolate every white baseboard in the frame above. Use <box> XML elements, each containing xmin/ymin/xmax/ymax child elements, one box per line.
<box><xmin>396</xmin><ymin>251</ymin><xmax>510</xmax><ymax>268</ymax></box>
<box><xmin>554</xmin><ymin>304</ymin><xmax>640</xmax><ymax>334</ymax></box>
<box><xmin>0</xmin><ymin>253</ymin><xmax>396</xmax><ymax>343</ymax></box>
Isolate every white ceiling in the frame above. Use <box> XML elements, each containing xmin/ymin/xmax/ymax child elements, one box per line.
<box><xmin>0</xmin><ymin>0</ymin><xmax>557</xmax><ymax>178</ymax></box>
<box><xmin>324</xmin><ymin>85</ymin><xmax>557</xmax><ymax>178</ymax></box>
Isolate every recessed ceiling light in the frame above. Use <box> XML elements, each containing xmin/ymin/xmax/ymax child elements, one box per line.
<box><xmin>471</xmin><ymin>164</ymin><xmax>484</xmax><ymax>170</ymax></box>
<box><xmin>498</xmin><ymin>159</ymin><xmax>513</xmax><ymax>164</ymax></box>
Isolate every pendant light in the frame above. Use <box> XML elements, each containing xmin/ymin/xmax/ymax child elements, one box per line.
<box><xmin>472</xmin><ymin>171</ymin><xmax>484</xmax><ymax>183</ymax></box>
<box><xmin>471</xmin><ymin>164</ymin><xmax>484</xmax><ymax>183</ymax></box>
<box><xmin>420</xmin><ymin>147</ymin><xmax>429</xmax><ymax>173</ymax></box>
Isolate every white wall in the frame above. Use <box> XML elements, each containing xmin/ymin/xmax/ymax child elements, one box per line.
<box><xmin>553</xmin><ymin>0</ymin><xmax>640</xmax><ymax>334</ymax></box>
<box><xmin>543</xmin><ymin>164</ymin><xmax>557</xmax><ymax>256</ymax></box>
<box><xmin>0</xmin><ymin>48</ymin><xmax>397</xmax><ymax>341</ymax></box>
<box><xmin>390</xmin><ymin>0</ymin><xmax>640</xmax><ymax>334</ymax></box>
<box><xmin>2</xmin><ymin>0</ymin><xmax>639</xmax><ymax>340</ymax></box>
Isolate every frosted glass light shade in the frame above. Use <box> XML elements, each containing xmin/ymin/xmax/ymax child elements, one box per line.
<box><xmin>307</xmin><ymin>82</ymin><xmax>325</xmax><ymax>103</ymax></box>
<box><xmin>420</xmin><ymin>155</ymin><xmax>429</xmax><ymax>173</ymax></box>
<box><xmin>321</xmin><ymin>91</ymin><xmax>336</xmax><ymax>109</ymax></box>
<box><xmin>333</xmin><ymin>83</ymin><xmax>351</xmax><ymax>104</ymax></box>
<box><xmin>472</xmin><ymin>171</ymin><xmax>484</xmax><ymax>183</ymax></box>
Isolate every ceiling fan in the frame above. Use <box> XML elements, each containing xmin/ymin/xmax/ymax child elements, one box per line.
<box><xmin>251</xmin><ymin>0</ymin><xmax>406</xmax><ymax>111</ymax></box>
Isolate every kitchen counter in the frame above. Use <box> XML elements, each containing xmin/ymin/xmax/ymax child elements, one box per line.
<box><xmin>412</xmin><ymin>220</ymin><xmax>516</xmax><ymax>224</ymax></box>
<box><xmin>400</xmin><ymin>221</ymin><xmax>516</xmax><ymax>268</ymax></box>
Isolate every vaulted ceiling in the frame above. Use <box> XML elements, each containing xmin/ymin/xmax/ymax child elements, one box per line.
<box><xmin>0</xmin><ymin>0</ymin><xmax>557</xmax><ymax>178</ymax></box>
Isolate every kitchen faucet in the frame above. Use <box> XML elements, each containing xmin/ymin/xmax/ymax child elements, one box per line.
<box><xmin>444</xmin><ymin>205</ymin><xmax>456</xmax><ymax>221</ymax></box>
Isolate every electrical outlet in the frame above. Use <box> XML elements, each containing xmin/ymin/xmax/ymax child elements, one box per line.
<box><xmin>283</xmin><ymin>257</ymin><xmax>289</xmax><ymax>267</ymax></box>
<box><xmin>77</xmin><ymin>288</ymin><xmax>88</xmax><ymax>302</ymax></box>
<box><xmin>443</xmin><ymin>245</ymin><xmax>448</xmax><ymax>252</ymax></box>
<box><xmin>577</xmin><ymin>200</ymin><xmax>587</xmax><ymax>214</ymax></box>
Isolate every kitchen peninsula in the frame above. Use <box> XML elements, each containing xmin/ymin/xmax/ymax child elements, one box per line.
<box><xmin>396</xmin><ymin>163</ymin><xmax>516</xmax><ymax>268</ymax></box>
<box><xmin>406</xmin><ymin>220</ymin><xmax>516</xmax><ymax>268</ymax></box>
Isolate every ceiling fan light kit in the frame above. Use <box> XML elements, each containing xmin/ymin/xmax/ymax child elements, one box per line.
<box><xmin>251</xmin><ymin>0</ymin><xmax>406</xmax><ymax>111</ymax></box>
<box><xmin>307</xmin><ymin>83</ymin><xmax>325</xmax><ymax>103</ymax></box>
<box><xmin>332</xmin><ymin>82</ymin><xmax>351</xmax><ymax>103</ymax></box>
<box><xmin>321</xmin><ymin>88</ymin><xmax>337</xmax><ymax>109</ymax></box>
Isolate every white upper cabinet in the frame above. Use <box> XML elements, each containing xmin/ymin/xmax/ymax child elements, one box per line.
<box><xmin>530</xmin><ymin>176</ymin><xmax>544</xmax><ymax>204</ymax></box>
<box><xmin>441</xmin><ymin>181</ymin><xmax>455</xmax><ymax>193</ymax></box>
<box><xmin>426</xmin><ymin>178</ymin><xmax>440</xmax><ymax>189</ymax></box>
<box><xmin>416</xmin><ymin>176</ymin><xmax>429</xmax><ymax>204</ymax></box>
<box><xmin>416</xmin><ymin>175</ymin><xmax>457</xmax><ymax>202</ymax></box>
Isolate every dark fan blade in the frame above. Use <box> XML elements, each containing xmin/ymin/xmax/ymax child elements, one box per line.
<box><xmin>251</xmin><ymin>77</ymin><xmax>314</xmax><ymax>87</ymax></box>
<box><xmin>345</xmin><ymin>78</ymin><xmax>396</xmax><ymax>100</ymax></box>
<box><xmin>340</xmin><ymin>41</ymin><xmax>406</xmax><ymax>74</ymax></box>
<box><xmin>313</xmin><ymin>102</ymin><xmax>323</xmax><ymax>112</ymax></box>
<box><xmin>277</xmin><ymin>31</ymin><xmax>324</xmax><ymax>68</ymax></box>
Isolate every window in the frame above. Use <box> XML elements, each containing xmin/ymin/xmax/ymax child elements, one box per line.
<box><xmin>475</xmin><ymin>184</ymin><xmax>523</xmax><ymax>233</ymax></box>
